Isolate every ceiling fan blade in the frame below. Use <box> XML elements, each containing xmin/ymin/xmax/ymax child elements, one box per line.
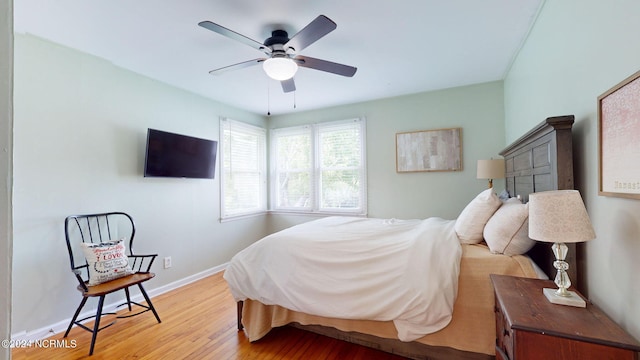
<box><xmin>294</xmin><ymin>56</ymin><xmax>357</xmax><ymax>77</ymax></box>
<box><xmin>208</xmin><ymin>59</ymin><xmax>265</xmax><ymax>75</ymax></box>
<box><xmin>281</xmin><ymin>78</ymin><xmax>296</xmax><ymax>93</ymax></box>
<box><xmin>199</xmin><ymin>21</ymin><xmax>271</xmax><ymax>55</ymax></box>
<box><xmin>285</xmin><ymin>15</ymin><xmax>336</xmax><ymax>53</ymax></box>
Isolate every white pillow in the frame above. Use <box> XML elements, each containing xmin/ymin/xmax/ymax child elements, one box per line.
<box><xmin>455</xmin><ymin>188</ymin><xmax>502</xmax><ymax>244</ymax></box>
<box><xmin>483</xmin><ymin>197</ymin><xmax>536</xmax><ymax>255</ymax></box>
<box><xmin>81</xmin><ymin>239</ymin><xmax>133</xmax><ymax>285</ymax></box>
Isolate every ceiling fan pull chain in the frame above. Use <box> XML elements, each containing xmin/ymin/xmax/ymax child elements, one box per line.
<box><xmin>293</xmin><ymin>91</ymin><xmax>297</xmax><ymax>110</ymax></box>
<box><xmin>267</xmin><ymin>80</ymin><xmax>271</xmax><ymax>116</ymax></box>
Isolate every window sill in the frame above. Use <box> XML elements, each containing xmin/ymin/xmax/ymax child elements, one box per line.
<box><xmin>219</xmin><ymin>211</ymin><xmax>268</xmax><ymax>223</ymax></box>
<box><xmin>267</xmin><ymin>210</ymin><xmax>367</xmax><ymax>218</ymax></box>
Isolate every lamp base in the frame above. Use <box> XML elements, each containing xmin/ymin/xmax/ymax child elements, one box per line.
<box><xmin>543</xmin><ymin>288</ymin><xmax>586</xmax><ymax>308</ymax></box>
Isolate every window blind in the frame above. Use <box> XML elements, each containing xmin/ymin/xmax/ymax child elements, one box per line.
<box><xmin>270</xmin><ymin>118</ymin><xmax>366</xmax><ymax>214</ymax></box>
<box><xmin>220</xmin><ymin>118</ymin><xmax>267</xmax><ymax>218</ymax></box>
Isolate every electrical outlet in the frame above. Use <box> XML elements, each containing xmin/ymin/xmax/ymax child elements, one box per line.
<box><xmin>163</xmin><ymin>256</ymin><xmax>172</xmax><ymax>269</ymax></box>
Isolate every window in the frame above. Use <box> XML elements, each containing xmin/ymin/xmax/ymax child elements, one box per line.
<box><xmin>220</xmin><ymin>118</ymin><xmax>267</xmax><ymax>219</ymax></box>
<box><xmin>271</xmin><ymin>118</ymin><xmax>366</xmax><ymax>215</ymax></box>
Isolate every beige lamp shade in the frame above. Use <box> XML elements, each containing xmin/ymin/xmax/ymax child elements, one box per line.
<box><xmin>528</xmin><ymin>190</ymin><xmax>596</xmax><ymax>243</ymax></box>
<box><xmin>476</xmin><ymin>159</ymin><xmax>505</xmax><ymax>180</ymax></box>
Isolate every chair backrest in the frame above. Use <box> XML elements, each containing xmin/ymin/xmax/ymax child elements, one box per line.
<box><xmin>64</xmin><ymin>212</ymin><xmax>136</xmax><ymax>282</ymax></box>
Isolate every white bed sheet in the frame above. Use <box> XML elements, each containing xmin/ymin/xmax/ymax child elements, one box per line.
<box><xmin>224</xmin><ymin>216</ymin><xmax>462</xmax><ymax>341</ymax></box>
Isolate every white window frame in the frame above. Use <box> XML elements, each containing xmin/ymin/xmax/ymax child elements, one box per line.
<box><xmin>220</xmin><ymin>118</ymin><xmax>267</xmax><ymax>220</ymax></box>
<box><xmin>270</xmin><ymin>118</ymin><xmax>367</xmax><ymax>215</ymax></box>
<box><xmin>270</xmin><ymin>124</ymin><xmax>314</xmax><ymax>212</ymax></box>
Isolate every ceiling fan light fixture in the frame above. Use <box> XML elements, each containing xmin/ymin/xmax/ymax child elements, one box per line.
<box><xmin>263</xmin><ymin>57</ymin><xmax>298</xmax><ymax>81</ymax></box>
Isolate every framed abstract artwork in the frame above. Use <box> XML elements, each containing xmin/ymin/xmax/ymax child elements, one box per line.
<box><xmin>396</xmin><ymin>127</ymin><xmax>462</xmax><ymax>173</ymax></box>
<box><xmin>598</xmin><ymin>70</ymin><xmax>640</xmax><ymax>199</ymax></box>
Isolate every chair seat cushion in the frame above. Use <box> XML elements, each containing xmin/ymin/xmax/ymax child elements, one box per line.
<box><xmin>81</xmin><ymin>239</ymin><xmax>133</xmax><ymax>285</ymax></box>
<box><xmin>80</xmin><ymin>272</ymin><xmax>156</xmax><ymax>296</ymax></box>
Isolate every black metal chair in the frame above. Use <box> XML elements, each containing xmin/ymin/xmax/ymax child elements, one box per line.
<box><xmin>63</xmin><ymin>212</ymin><xmax>161</xmax><ymax>355</ymax></box>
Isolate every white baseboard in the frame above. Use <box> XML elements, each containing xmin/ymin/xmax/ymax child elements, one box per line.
<box><xmin>11</xmin><ymin>263</ymin><xmax>228</xmax><ymax>342</ymax></box>
<box><xmin>146</xmin><ymin>263</ymin><xmax>227</xmax><ymax>298</ymax></box>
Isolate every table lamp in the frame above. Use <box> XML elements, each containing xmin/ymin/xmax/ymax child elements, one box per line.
<box><xmin>528</xmin><ymin>190</ymin><xmax>596</xmax><ymax>307</ymax></box>
<box><xmin>476</xmin><ymin>159</ymin><xmax>505</xmax><ymax>188</ymax></box>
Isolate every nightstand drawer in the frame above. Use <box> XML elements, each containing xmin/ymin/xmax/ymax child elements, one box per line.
<box><xmin>494</xmin><ymin>298</ymin><xmax>513</xmax><ymax>359</ymax></box>
<box><xmin>513</xmin><ymin>331</ymin><xmax>638</xmax><ymax>359</ymax></box>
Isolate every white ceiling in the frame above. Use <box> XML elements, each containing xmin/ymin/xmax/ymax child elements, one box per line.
<box><xmin>14</xmin><ymin>0</ymin><xmax>543</xmax><ymax>116</ymax></box>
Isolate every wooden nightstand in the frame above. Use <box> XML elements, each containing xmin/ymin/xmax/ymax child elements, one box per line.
<box><xmin>491</xmin><ymin>274</ymin><xmax>640</xmax><ymax>360</ymax></box>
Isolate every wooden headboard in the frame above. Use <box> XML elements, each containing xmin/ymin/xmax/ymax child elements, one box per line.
<box><xmin>499</xmin><ymin>115</ymin><xmax>576</xmax><ymax>283</ymax></box>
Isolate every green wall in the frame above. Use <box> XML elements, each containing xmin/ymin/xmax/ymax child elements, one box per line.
<box><xmin>505</xmin><ymin>0</ymin><xmax>640</xmax><ymax>340</ymax></box>
<box><xmin>268</xmin><ymin>82</ymin><xmax>506</xmax><ymax>232</ymax></box>
<box><xmin>12</xmin><ymin>34</ymin><xmax>269</xmax><ymax>336</ymax></box>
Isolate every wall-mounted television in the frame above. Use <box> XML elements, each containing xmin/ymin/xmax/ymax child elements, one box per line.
<box><xmin>144</xmin><ymin>128</ymin><xmax>218</xmax><ymax>179</ymax></box>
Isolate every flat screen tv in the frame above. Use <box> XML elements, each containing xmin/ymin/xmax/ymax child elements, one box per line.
<box><xmin>144</xmin><ymin>128</ymin><xmax>218</xmax><ymax>179</ymax></box>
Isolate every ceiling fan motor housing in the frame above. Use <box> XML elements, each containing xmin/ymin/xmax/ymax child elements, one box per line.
<box><xmin>264</xmin><ymin>30</ymin><xmax>291</xmax><ymax>48</ymax></box>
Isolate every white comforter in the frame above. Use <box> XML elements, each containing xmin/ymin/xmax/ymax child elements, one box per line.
<box><xmin>223</xmin><ymin>216</ymin><xmax>462</xmax><ymax>341</ymax></box>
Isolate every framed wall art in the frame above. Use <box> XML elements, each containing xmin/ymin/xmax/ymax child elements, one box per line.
<box><xmin>396</xmin><ymin>127</ymin><xmax>462</xmax><ymax>173</ymax></box>
<box><xmin>598</xmin><ymin>69</ymin><xmax>640</xmax><ymax>199</ymax></box>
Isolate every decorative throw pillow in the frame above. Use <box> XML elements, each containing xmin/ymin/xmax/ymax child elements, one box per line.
<box><xmin>483</xmin><ymin>197</ymin><xmax>536</xmax><ymax>255</ymax></box>
<box><xmin>498</xmin><ymin>189</ymin><xmax>511</xmax><ymax>202</ymax></box>
<box><xmin>81</xmin><ymin>239</ymin><xmax>133</xmax><ymax>285</ymax></box>
<box><xmin>455</xmin><ymin>188</ymin><xmax>502</xmax><ymax>244</ymax></box>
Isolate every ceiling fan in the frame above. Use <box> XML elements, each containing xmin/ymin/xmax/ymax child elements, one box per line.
<box><xmin>198</xmin><ymin>15</ymin><xmax>357</xmax><ymax>93</ymax></box>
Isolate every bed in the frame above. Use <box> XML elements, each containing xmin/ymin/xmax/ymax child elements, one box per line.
<box><xmin>225</xmin><ymin>115</ymin><xmax>576</xmax><ymax>360</ymax></box>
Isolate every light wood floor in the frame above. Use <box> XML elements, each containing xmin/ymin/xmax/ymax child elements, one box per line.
<box><xmin>12</xmin><ymin>271</ymin><xmax>406</xmax><ymax>359</ymax></box>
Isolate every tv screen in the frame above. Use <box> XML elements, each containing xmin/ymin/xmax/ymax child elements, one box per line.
<box><xmin>144</xmin><ymin>128</ymin><xmax>218</xmax><ymax>179</ymax></box>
